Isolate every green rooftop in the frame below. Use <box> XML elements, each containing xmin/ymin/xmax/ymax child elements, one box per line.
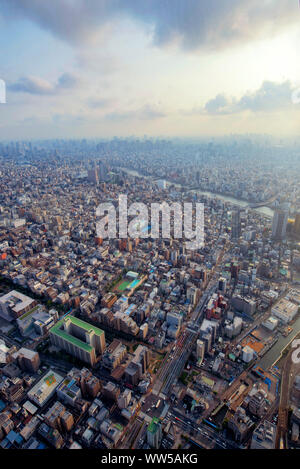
<box><xmin>148</xmin><ymin>417</ymin><xmax>160</xmax><ymax>434</ymax></box>
<box><xmin>65</xmin><ymin>316</ymin><xmax>104</xmax><ymax>336</ymax></box>
<box><xmin>50</xmin><ymin>316</ymin><xmax>104</xmax><ymax>353</ymax></box>
<box><xmin>19</xmin><ymin>305</ymin><xmax>40</xmax><ymax>321</ymax></box>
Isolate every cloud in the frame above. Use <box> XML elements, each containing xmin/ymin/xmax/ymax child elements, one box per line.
<box><xmin>57</xmin><ymin>72</ymin><xmax>80</xmax><ymax>89</ymax></box>
<box><xmin>201</xmin><ymin>81</ymin><xmax>298</xmax><ymax>115</ymax></box>
<box><xmin>106</xmin><ymin>104</ymin><xmax>166</xmax><ymax>121</ymax></box>
<box><xmin>204</xmin><ymin>94</ymin><xmax>231</xmax><ymax>114</ymax></box>
<box><xmin>8</xmin><ymin>72</ymin><xmax>80</xmax><ymax>95</ymax></box>
<box><xmin>238</xmin><ymin>80</ymin><xmax>295</xmax><ymax>112</ymax></box>
<box><xmin>8</xmin><ymin>76</ymin><xmax>54</xmax><ymax>95</ymax></box>
<box><xmin>0</xmin><ymin>0</ymin><xmax>297</xmax><ymax>51</ymax></box>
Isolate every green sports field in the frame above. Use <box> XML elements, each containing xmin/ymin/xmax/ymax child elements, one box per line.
<box><xmin>116</xmin><ymin>279</ymin><xmax>131</xmax><ymax>292</ymax></box>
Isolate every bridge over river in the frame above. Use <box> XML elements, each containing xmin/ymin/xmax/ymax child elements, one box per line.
<box><xmin>247</xmin><ymin>194</ymin><xmax>278</xmax><ymax>209</ymax></box>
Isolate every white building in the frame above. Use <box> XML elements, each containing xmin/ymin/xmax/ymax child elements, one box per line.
<box><xmin>262</xmin><ymin>316</ymin><xmax>279</xmax><ymax>331</ymax></box>
<box><xmin>271</xmin><ymin>298</ymin><xmax>298</xmax><ymax>324</ymax></box>
<box><xmin>28</xmin><ymin>370</ymin><xmax>64</xmax><ymax>407</ymax></box>
<box><xmin>242</xmin><ymin>346</ymin><xmax>254</xmax><ymax>363</ymax></box>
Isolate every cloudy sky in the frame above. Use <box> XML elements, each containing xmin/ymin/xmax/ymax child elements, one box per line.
<box><xmin>0</xmin><ymin>0</ymin><xmax>299</xmax><ymax>139</ymax></box>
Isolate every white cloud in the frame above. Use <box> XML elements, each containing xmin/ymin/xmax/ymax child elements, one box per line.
<box><xmin>8</xmin><ymin>73</ymin><xmax>80</xmax><ymax>95</ymax></box>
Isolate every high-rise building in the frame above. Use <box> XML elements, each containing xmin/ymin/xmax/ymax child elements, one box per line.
<box><xmin>272</xmin><ymin>209</ymin><xmax>288</xmax><ymax>240</ymax></box>
<box><xmin>218</xmin><ymin>277</ymin><xmax>227</xmax><ymax>293</ymax></box>
<box><xmin>50</xmin><ymin>316</ymin><xmax>105</xmax><ymax>366</ymax></box>
<box><xmin>294</xmin><ymin>213</ymin><xmax>300</xmax><ymax>237</ymax></box>
<box><xmin>98</xmin><ymin>161</ymin><xmax>109</xmax><ymax>182</ymax></box>
<box><xmin>88</xmin><ymin>164</ymin><xmax>99</xmax><ymax>185</ymax></box>
<box><xmin>231</xmin><ymin>210</ymin><xmax>241</xmax><ymax>239</ymax></box>
<box><xmin>196</xmin><ymin>339</ymin><xmax>205</xmax><ymax>364</ymax></box>
<box><xmin>147</xmin><ymin>417</ymin><xmax>162</xmax><ymax>449</ymax></box>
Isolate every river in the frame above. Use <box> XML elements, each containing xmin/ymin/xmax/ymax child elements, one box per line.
<box><xmin>257</xmin><ymin>314</ymin><xmax>300</xmax><ymax>370</ymax></box>
<box><xmin>118</xmin><ymin>167</ymin><xmax>274</xmax><ymax>219</ymax></box>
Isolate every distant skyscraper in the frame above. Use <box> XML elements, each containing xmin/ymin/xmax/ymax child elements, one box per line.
<box><xmin>294</xmin><ymin>213</ymin><xmax>300</xmax><ymax>237</ymax></box>
<box><xmin>98</xmin><ymin>161</ymin><xmax>108</xmax><ymax>182</ymax></box>
<box><xmin>272</xmin><ymin>209</ymin><xmax>288</xmax><ymax>240</ymax></box>
<box><xmin>231</xmin><ymin>210</ymin><xmax>241</xmax><ymax>239</ymax></box>
<box><xmin>88</xmin><ymin>163</ymin><xmax>99</xmax><ymax>185</ymax></box>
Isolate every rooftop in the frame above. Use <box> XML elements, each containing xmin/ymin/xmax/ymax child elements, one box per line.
<box><xmin>148</xmin><ymin>417</ymin><xmax>160</xmax><ymax>434</ymax></box>
<box><xmin>50</xmin><ymin>316</ymin><xmax>104</xmax><ymax>353</ymax></box>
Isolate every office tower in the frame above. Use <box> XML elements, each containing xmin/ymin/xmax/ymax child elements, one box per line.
<box><xmin>294</xmin><ymin>213</ymin><xmax>300</xmax><ymax>237</ymax></box>
<box><xmin>272</xmin><ymin>209</ymin><xmax>288</xmax><ymax>240</ymax></box>
<box><xmin>98</xmin><ymin>161</ymin><xmax>108</xmax><ymax>182</ymax></box>
<box><xmin>88</xmin><ymin>163</ymin><xmax>99</xmax><ymax>185</ymax></box>
<box><xmin>50</xmin><ymin>316</ymin><xmax>105</xmax><ymax>366</ymax></box>
<box><xmin>231</xmin><ymin>210</ymin><xmax>241</xmax><ymax>239</ymax></box>
<box><xmin>147</xmin><ymin>417</ymin><xmax>162</xmax><ymax>449</ymax></box>
<box><xmin>218</xmin><ymin>277</ymin><xmax>227</xmax><ymax>293</ymax></box>
<box><xmin>196</xmin><ymin>339</ymin><xmax>205</xmax><ymax>364</ymax></box>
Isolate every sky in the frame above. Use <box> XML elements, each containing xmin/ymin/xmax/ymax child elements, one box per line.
<box><xmin>0</xmin><ymin>0</ymin><xmax>300</xmax><ymax>140</ymax></box>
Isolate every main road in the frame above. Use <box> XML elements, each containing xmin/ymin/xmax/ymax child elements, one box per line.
<box><xmin>153</xmin><ymin>239</ymin><xmax>228</xmax><ymax>397</ymax></box>
<box><xmin>275</xmin><ymin>348</ymin><xmax>300</xmax><ymax>449</ymax></box>
<box><xmin>152</xmin><ymin>281</ymin><xmax>218</xmax><ymax>397</ymax></box>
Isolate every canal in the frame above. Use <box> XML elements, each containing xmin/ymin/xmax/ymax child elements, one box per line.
<box><xmin>257</xmin><ymin>314</ymin><xmax>300</xmax><ymax>370</ymax></box>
